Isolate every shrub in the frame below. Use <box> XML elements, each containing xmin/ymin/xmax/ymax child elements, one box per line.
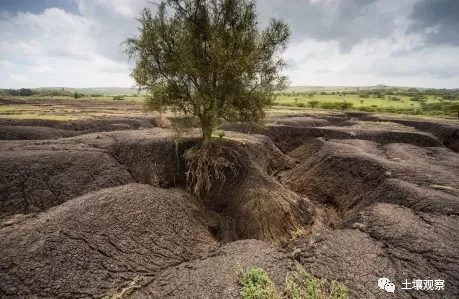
<box><xmin>319</xmin><ymin>102</ymin><xmax>340</xmax><ymax>109</ymax></box>
<box><xmin>357</xmin><ymin>106</ymin><xmax>377</xmax><ymax>112</ymax></box>
<box><xmin>19</xmin><ymin>88</ymin><xmax>33</xmax><ymax>96</ymax></box>
<box><xmin>338</xmin><ymin>102</ymin><xmax>353</xmax><ymax>110</ymax></box>
<box><xmin>237</xmin><ymin>264</ymin><xmax>349</xmax><ymax>299</ymax></box>
<box><xmin>237</xmin><ymin>267</ymin><xmax>280</xmax><ymax>299</ymax></box>
<box><xmin>308</xmin><ymin>100</ymin><xmax>320</xmax><ymax>108</ymax></box>
<box><xmin>113</xmin><ymin>96</ymin><xmax>125</xmax><ymax>101</ymax></box>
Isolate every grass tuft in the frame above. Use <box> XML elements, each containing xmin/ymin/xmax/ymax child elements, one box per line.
<box><xmin>237</xmin><ymin>264</ymin><xmax>349</xmax><ymax>299</ymax></box>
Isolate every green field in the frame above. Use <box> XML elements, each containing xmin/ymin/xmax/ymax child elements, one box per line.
<box><xmin>273</xmin><ymin>86</ymin><xmax>459</xmax><ymax>118</ymax></box>
<box><xmin>1</xmin><ymin>85</ymin><xmax>459</xmax><ymax>119</ymax></box>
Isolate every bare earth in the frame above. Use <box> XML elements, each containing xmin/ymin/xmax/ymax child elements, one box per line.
<box><xmin>0</xmin><ymin>98</ymin><xmax>458</xmax><ymax>299</ymax></box>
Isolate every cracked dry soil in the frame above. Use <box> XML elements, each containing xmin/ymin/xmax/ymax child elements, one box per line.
<box><xmin>0</xmin><ymin>112</ymin><xmax>458</xmax><ymax>299</ymax></box>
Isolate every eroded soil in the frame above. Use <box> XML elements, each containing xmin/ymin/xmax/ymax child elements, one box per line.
<box><xmin>0</xmin><ymin>110</ymin><xmax>458</xmax><ymax>299</ymax></box>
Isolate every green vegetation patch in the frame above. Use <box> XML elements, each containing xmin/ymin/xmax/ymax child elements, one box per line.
<box><xmin>273</xmin><ymin>87</ymin><xmax>459</xmax><ymax>118</ymax></box>
<box><xmin>237</xmin><ymin>264</ymin><xmax>349</xmax><ymax>299</ymax></box>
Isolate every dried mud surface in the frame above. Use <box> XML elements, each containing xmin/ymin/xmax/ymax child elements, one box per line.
<box><xmin>0</xmin><ymin>111</ymin><xmax>458</xmax><ymax>299</ymax></box>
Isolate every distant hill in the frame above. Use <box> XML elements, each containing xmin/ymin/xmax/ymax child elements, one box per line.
<box><xmin>30</xmin><ymin>85</ymin><xmax>457</xmax><ymax>95</ymax></box>
<box><xmin>34</xmin><ymin>87</ymin><xmax>146</xmax><ymax>96</ymax></box>
<box><xmin>281</xmin><ymin>85</ymin><xmax>430</xmax><ymax>93</ymax></box>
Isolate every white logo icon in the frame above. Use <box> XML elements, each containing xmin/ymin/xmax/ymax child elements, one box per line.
<box><xmin>385</xmin><ymin>282</ymin><xmax>396</xmax><ymax>293</ymax></box>
<box><xmin>378</xmin><ymin>277</ymin><xmax>396</xmax><ymax>293</ymax></box>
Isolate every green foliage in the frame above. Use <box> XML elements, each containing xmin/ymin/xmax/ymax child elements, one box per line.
<box><xmin>237</xmin><ymin>266</ymin><xmax>280</xmax><ymax>299</ymax></box>
<box><xmin>19</xmin><ymin>88</ymin><xmax>34</xmax><ymax>96</ymax></box>
<box><xmin>125</xmin><ymin>0</ymin><xmax>290</xmax><ymax>144</ymax></box>
<box><xmin>307</xmin><ymin>100</ymin><xmax>319</xmax><ymax>108</ymax></box>
<box><xmin>319</xmin><ymin>102</ymin><xmax>353</xmax><ymax>110</ymax></box>
<box><xmin>216</xmin><ymin>130</ymin><xmax>225</xmax><ymax>138</ymax></box>
<box><xmin>73</xmin><ymin>92</ymin><xmax>83</xmax><ymax>99</ymax></box>
<box><xmin>113</xmin><ymin>96</ymin><xmax>125</xmax><ymax>101</ymax></box>
<box><xmin>237</xmin><ymin>265</ymin><xmax>349</xmax><ymax>299</ymax></box>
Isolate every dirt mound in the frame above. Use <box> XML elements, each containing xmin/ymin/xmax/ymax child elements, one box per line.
<box><xmin>101</xmin><ymin>130</ymin><xmax>314</xmax><ymax>244</ymax></box>
<box><xmin>1</xmin><ymin>129</ymin><xmax>313</xmax><ymax>244</ymax></box>
<box><xmin>271</xmin><ymin>116</ymin><xmax>331</xmax><ymax>127</ymax></box>
<box><xmin>0</xmin><ymin>117</ymin><xmax>158</xmax><ymax>140</ymax></box>
<box><xmin>1</xmin><ymin>112</ymin><xmax>458</xmax><ymax>298</ymax></box>
<box><xmin>130</xmin><ymin>240</ymin><xmax>291</xmax><ymax>299</ymax></box>
<box><xmin>190</xmin><ymin>133</ymin><xmax>314</xmax><ymax>244</ymax></box>
<box><xmin>279</xmin><ymin>138</ymin><xmax>459</xmax><ymax>217</ymax></box>
<box><xmin>0</xmin><ymin>117</ymin><xmax>155</xmax><ymax>131</ymax></box>
<box><xmin>0</xmin><ymin>184</ymin><xmax>218</xmax><ymax>299</ymax></box>
<box><xmin>293</xmin><ymin>203</ymin><xmax>459</xmax><ymax>299</ymax></box>
<box><xmin>0</xmin><ymin>125</ymin><xmax>79</xmax><ymax>140</ymax></box>
<box><xmin>390</xmin><ymin>119</ymin><xmax>459</xmax><ymax>152</ymax></box>
<box><xmin>345</xmin><ymin>114</ymin><xmax>459</xmax><ymax>152</ymax></box>
<box><xmin>0</xmin><ymin>141</ymin><xmax>134</xmax><ymax>217</ymax></box>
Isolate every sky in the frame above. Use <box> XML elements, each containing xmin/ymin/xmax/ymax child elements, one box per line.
<box><xmin>0</xmin><ymin>0</ymin><xmax>458</xmax><ymax>89</ymax></box>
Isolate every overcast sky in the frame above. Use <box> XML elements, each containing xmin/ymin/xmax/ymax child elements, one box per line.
<box><xmin>0</xmin><ymin>0</ymin><xmax>458</xmax><ymax>89</ymax></box>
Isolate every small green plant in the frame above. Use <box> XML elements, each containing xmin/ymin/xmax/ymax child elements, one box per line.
<box><xmin>237</xmin><ymin>264</ymin><xmax>349</xmax><ymax>299</ymax></box>
<box><xmin>237</xmin><ymin>266</ymin><xmax>280</xmax><ymax>299</ymax></box>
<box><xmin>291</xmin><ymin>247</ymin><xmax>301</xmax><ymax>260</ymax></box>
<box><xmin>215</xmin><ymin>130</ymin><xmax>225</xmax><ymax>139</ymax></box>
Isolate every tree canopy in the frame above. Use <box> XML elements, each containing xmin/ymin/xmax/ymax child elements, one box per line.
<box><xmin>125</xmin><ymin>0</ymin><xmax>290</xmax><ymax>144</ymax></box>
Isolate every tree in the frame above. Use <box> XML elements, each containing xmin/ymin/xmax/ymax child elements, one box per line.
<box><xmin>125</xmin><ymin>0</ymin><xmax>290</xmax><ymax>146</ymax></box>
<box><xmin>19</xmin><ymin>88</ymin><xmax>33</xmax><ymax>96</ymax></box>
<box><xmin>308</xmin><ymin>100</ymin><xmax>319</xmax><ymax>108</ymax></box>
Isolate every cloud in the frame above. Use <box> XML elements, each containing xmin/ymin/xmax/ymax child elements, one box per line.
<box><xmin>9</xmin><ymin>74</ymin><xmax>29</xmax><ymax>82</ymax></box>
<box><xmin>0</xmin><ymin>0</ymin><xmax>458</xmax><ymax>89</ymax></box>
<box><xmin>30</xmin><ymin>65</ymin><xmax>55</xmax><ymax>74</ymax></box>
<box><xmin>258</xmin><ymin>0</ymin><xmax>416</xmax><ymax>53</ymax></box>
<box><xmin>408</xmin><ymin>0</ymin><xmax>459</xmax><ymax>47</ymax></box>
<box><xmin>0</xmin><ymin>6</ymin><xmax>133</xmax><ymax>88</ymax></box>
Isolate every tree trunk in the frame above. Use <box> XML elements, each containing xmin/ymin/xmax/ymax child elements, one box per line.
<box><xmin>201</xmin><ymin>118</ymin><xmax>213</xmax><ymax>147</ymax></box>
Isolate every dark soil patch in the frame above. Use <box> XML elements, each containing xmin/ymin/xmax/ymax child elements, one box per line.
<box><xmin>0</xmin><ymin>112</ymin><xmax>458</xmax><ymax>298</ymax></box>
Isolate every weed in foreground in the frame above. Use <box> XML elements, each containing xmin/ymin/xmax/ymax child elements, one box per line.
<box><xmin>237</xmin><ymin>264</ymin><xmax>349</xmax><ymax>299</ymax></box>
<box><xmin>237</xmin><ymin>266</ymin><xmax>281</xmax><ymax>299</ymax></box>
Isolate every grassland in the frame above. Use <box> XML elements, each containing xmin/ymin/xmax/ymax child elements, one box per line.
<box><xmin>273</xmin><ymin>86</ymin><xmax>459</xmax><ymax>118</ymax></box>
<box><xmin>1</xmin><ymin>85</ymin><xmax>458</xmax><ymax>120</ymax></box>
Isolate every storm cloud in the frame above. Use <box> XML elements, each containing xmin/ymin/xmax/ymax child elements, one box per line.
<box><xmin>408</xmin><ymin>0</ymin><xmax>459</xmax><ymax>46</ymax></box>
<box><xmin>0</xmin><ymin>0</ymin><xmax>458</xmax><ymax>88</ymax></box>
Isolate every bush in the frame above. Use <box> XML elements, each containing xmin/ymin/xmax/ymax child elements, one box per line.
<box><xmin>113</xmin><ymin>96</ymin><xmax>125</xmax><ymax>101</ymax></box>
<box><xmin>320</xmin><ymin>102</ymin><xmax>353</xmax><ymax>110</ymax></box>
<box><xmin>237</xmin><ymin>267</ymin><xmax>280</xmax><ymax>299</ymax></box>
<box><xmin>237</xmin><ymin>264</ymin><xmax>349</xmax><ymax>299</ymax></box>
<box><xmin>357</xmin><ymin>106</ymin><xmax>377</xmax><ymax>112</ymax></box>
<box><xmin>319</xmin><ymin>102</ymin><xmax>340</xmax><ymax>109</ymax></box>
<box><xmin>19</xmin><ymin>88</ymin><xmax>33</xmax><ymax>96</ymax></box>
<box><xmin>308</xmin><ymin>100</ymin><xmax>320</xmax><ymax>108</ymax></box>
<box><xmin>338</xmin><ymin>102</ymin><xmax>353</xmax><ymax>110</ymax></box>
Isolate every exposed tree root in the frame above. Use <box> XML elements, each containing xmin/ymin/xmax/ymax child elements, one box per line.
<box><xmin>184</xmin><ymin>142</ymin><xmax>240</xmax><ymax>199</ymax></box>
